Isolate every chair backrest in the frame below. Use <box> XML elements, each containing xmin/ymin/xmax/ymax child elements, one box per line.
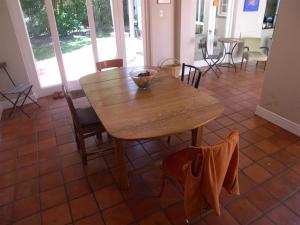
<box><xmin>0</xmin><ymin>62</ymin><xmax>16</xmax><ymax>86</ymax></box>
<box><xmin>243</xmin><ymin>37</ymin><xmax>262</xmax><ymax>52</ymax></box>
<box><xmin>199</xmin><ymin>38</ymin><xmax>208</xmax><ymax>59</ymax></box>
<box><xmin>181</xmin><ymin>63</ymin><xmax>202</xmax><ymax>89</ymax></box>
<box><xmin>96</xmin><ymin>59</ymin><xmax>123</xmax><ymax>71</ymax></box>
<box><xmin>62</xmin><ymin>85</ymin><xmax>81</xmax><ymax>130</ymax></box>
<box><xmin>199</xmin><ymin>38</ymin><xmax>224</xmax><ymax>59</ymax></box>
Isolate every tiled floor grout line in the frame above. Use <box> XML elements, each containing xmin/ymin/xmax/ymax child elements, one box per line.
<box><xmin>1</xmin><ymin>67</ymin><xmax>300</xmax><ymax>225</ymax></box>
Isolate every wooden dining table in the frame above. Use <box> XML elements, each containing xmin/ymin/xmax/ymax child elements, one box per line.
<box><xmin>79</xmin><ymin>67</ymin><xmax>224</xmax><ymax>189</ymax></box>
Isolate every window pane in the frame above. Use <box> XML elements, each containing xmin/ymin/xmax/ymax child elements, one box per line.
<box><xmin>93</xmin><ymin>0</ymin><xmax>118</xmax><ymax>61</ymax></box>
<box><xmin>20</xmin><ymin>0</ymin><xmax>61</xmax><ymax>87</ymax></box>
<box><xmin>123</xmin><ymin>0</ymin><xmax>144</xmax><ymax>66</ymax></box>
<box><xmin>53</xmin><ymin>0</ymin><xmax>95</xmax><ymax>81</ymax></box>
<box><xmin>196</xmin><ymin>0</ymin><xmax>200</xmax><ymax>22</ymax></box>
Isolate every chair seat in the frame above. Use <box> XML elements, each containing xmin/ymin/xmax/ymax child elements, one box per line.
<box><xmin>245</xmin><ymin>51</ymin><xmax>268</xmax><ymax>62</ymax></box>
<box><xmin>69</xmin><ymin>89</ymin><xmax>86</xmax><ymax>99</ymax></box>
<box><xmin>3</xmin><ymin>83</ymin><xmax>32</xmax><ymax>95</ymax></box>
<box><xmin>76</xmin><ymin>107</ymin><xmax>102</xmax><ymax>128</ymax></box>
<box><xmin>206</xmin><ymin>54</ymin><xmax>221</xmax><ymax>60</ymax></box>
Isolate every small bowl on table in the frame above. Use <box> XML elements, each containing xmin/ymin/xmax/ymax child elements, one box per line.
<box><xmin>130</xmin><ymin>69</ymin><xmax>158</xmax><ymax>89</ymax></box>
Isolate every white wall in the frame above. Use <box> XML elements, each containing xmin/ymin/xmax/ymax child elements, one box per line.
<box><xmin>148</xmin><ymin>0</ymin><xmax>175</xmax><ymax>66</ymax></box>
<box><xmin>175</xmin><ymin>0</ymin><xmax>197</xmax><ymax>64</ymax></box>
<box><xmin>215</xmin><ymin>17</ymin><xmax>226</xmax><ymax>37</ymax></box>
<box><xmin>257</xmin><ymin>0</ymin><xmax>300</xmax><ymax>133</ymax></box>
<box><xmin>232</xmin><ymin>0</ymin><xmax>267</xmax><ymax>37</ymax></box>
<box><xmin>0</xmin><ymin>0</ymin><xmax>29</xmax><ymax>93</ymax></box>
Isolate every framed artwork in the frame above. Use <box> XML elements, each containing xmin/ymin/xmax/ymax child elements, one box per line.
<box><xmin>217</xmin><ymin>0</ymin><xmax>228</xmax><ymax>17</ymax></box>
<box><xmin>244</xmin><ymin>0</ymin><xmax>260</xmax><ymax>12</ymax></box>
<box><xmin>157</xmin><ymin>0</ymin><xmax>171</xmax><ymax>4</ymax></box>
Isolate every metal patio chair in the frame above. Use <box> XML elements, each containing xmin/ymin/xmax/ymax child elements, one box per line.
<box><xmin>0</xmin><ymin>62</ymin><xmax>40</xmax><ymax>118</ymax></box>
<box><xmin>199</xmin><ymin>38</ymin><xmax>223</xmax><ymax>78</ymax></box>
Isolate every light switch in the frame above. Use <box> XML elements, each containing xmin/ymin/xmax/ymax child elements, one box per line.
<box><xmin>159</xmin><ymin>9</ymin><xmax>164</xmax><ymax>17</ymax></box>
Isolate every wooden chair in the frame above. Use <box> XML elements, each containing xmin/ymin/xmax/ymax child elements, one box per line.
<box><xmin>181</xmin><ymin>63</ymin><xmax>202</xmax><ymax>89</ymax></box>
<box><xmin>96</xmin><ymin>58</ymin><xmax>123</xmax><ymax>71</ymax></box>
<box><xmin>69</xmin><ymin>58</ymin><xmax>124</xmax><ymax>99</ymax></box>
<box><xmin>167</xmin><ymin>63</ymin><xmax>202</xmax><ymax>143</ymax></box>
<box><xmin>62</xmin><ymin>85</ymin><xmax>106</xmax><ymax>164</ymax></box>
<box><xmin>161</xmin><ymin>131</ymin><xmax>240</xmax><ymax>224</ymax></box>
<box><xmin>199</xmin><ymin>38</ymin><xmax>223</xmax><ymax>77</ymax></box>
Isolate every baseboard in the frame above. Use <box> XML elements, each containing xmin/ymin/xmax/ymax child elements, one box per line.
<box><xmin>255</xmin><ymin>105</ymin><xmax>300</xmax><ymax>137</ymax></box>
<box><xmin>0</xmin><ymin>94</ymin><xmax>37</xmax><ymax>110</ymax></box>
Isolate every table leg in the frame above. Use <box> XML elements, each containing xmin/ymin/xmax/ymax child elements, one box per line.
<box><xmin>230</xmin><ymin>43</ymin><xmax>239</xmax><ymax>72</ymax></box>
<box><xmin>113</xmin><ymin>138</ymin><xmax>129</xmax><ymax>189</ymax></box>
<box><xmin>192</xmin><ymin>126</ymin><xmax>203</xmax><ymax>147</ymax></box>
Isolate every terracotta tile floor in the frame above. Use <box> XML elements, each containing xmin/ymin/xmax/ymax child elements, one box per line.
<box><xmin>0</xmin><ymin>65</ymin><xmax>299</xmax><ymax>225</ymax></box>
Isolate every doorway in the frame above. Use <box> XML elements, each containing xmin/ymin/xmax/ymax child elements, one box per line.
<box><xmin>123</xmin><ymin>0</ymin><xmax>145</xmax><ymax>66</ymax></box>
<box><xmin>15</xmin><ymin>0</ymin><xmax>146</xmax><ymax>96</ymax></box>
<box><xmin>194</xmin><ymin>0</ymin><xmax>233</xmax><ymax>66</ymax></box>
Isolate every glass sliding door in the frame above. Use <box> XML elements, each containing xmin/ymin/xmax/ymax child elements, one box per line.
<box><xmin>123</xmin><ymin>0</ymin><xmax>144</xmax><ymax>66</ymax></box>
<box><xmin>17</xmin><ymin>0</ymin><xmax>147</xmax><ymax>95</ymax></box>
<box><xmin>20</xmin><ymin>0</ymin><xmax>61</xmax><ymax>88</ymax></box>
<box><xmin>93</xmin><ymin>0</ymin><xmax>118</xmax><ymax>61</ymax></box>
<box><xmin>52</xmin><ymin>0</ymin><xmax>95</xmax><ymax>82</ymax></box>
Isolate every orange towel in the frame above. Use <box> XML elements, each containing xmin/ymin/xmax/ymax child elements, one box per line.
<box><xmin>183</xmin><ymin>130</ymin><xmax>240</xmax><ymax>219</ymax></box>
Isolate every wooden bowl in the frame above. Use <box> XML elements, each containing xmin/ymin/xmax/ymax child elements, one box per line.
<box><xmin>130</xmin><ymin>69</ymin><xmax>157</xmax><ymax>89</ymax></box>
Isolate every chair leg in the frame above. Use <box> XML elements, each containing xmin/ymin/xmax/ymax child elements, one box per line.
<box><xmin>18</xmin><ymin>88</ymin><xmax>32</xmax><ymax>117</ymax></box>
<box><xmin>167</xmin><ymin>136</ymin><xmax>171</xmax><ymax>144</ymax></box>
<box><xmin>240</xmin><ymin>57</ymin><xmax>244</xmax><ymax>71</ymax></box>
<box><xmin>158</xmin><ymin>174</ymin><xmax>167</xmax><ymax>198</ymax></box>
<box><xmin>8</xmin><ymin>93</ymin><xmax>22</xmax><ymax>118</ymax></box>
<box><xmin>27</xmin><ymin>95</ymin><xmax>41</xmax><ymax>107</ymax></box>
<box><xmin>264</xmin><ymin>61</ymin><xmax>267</xmax><ymax>71</ymax></box>
<box><xmin>107</xmin><ymin>133</ymin><xmax>112</xmax><ymax>143</ymax></box>
<box><xmin>74</xmin><ymin>126</ymin><xmax>80</xmax><ymax>150</ymax></box>
<box><xmin>96</xmin><ymin>131</ymin><xmax>102</xmax><ymax>143</ymax></box>
<box><xmin>79</xmin><ymin>135</ymin><xmax>87</xmax><ymax>164</ymax></box>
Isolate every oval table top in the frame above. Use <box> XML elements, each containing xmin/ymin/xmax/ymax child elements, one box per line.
<box><xmin>79</xmin><ymin>67</ymin><xmax>224</xmax><ymax>140</ymax></box>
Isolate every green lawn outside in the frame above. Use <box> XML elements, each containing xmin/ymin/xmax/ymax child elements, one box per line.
<box><xmin>32</xmin><ymin>32</ymin><xmax>110</xmax><ymax>61</ymax></box>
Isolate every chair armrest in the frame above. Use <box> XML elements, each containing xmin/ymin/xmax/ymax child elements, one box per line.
<box><xmin>243</xmin><ymin>47</ymin><xmax>250</xmax><ymax>52</ymax></box>
<box><xmin>260</xmin><ymin>46</ymin><xmax>269</xmax><ymax>55</ymax></box>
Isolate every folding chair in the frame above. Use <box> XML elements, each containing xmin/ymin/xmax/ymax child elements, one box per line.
<box><xmin>199</xmin><ymin>38</ymin><xmax>223</xmax><ymax>78</ymax></box>
<box><xmin>0</xmin><ymin>62</ymin><xmax>40</xmax><ymax>118</ymax></box>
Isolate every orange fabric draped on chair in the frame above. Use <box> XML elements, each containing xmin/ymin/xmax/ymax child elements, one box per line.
<box><xmin>160</xmin><ymin>130</ymin><xmax>240</xmax><ymax>221</ymax></box>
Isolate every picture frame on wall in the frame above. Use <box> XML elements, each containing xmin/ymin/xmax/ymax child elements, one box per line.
<box><xmin>244</xmin><ymin>0</ymin><xmax>260</xmax><ymax>12</ymax></box>
<box><xmin>157</xmin><ymin>0</ymin><xmax>171</xmax><ymax>4</ymax></box>
<box><xmin>217</xmin><ymin>0</ymin><xmax>228</xmax><ymax>17</ymax></box>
